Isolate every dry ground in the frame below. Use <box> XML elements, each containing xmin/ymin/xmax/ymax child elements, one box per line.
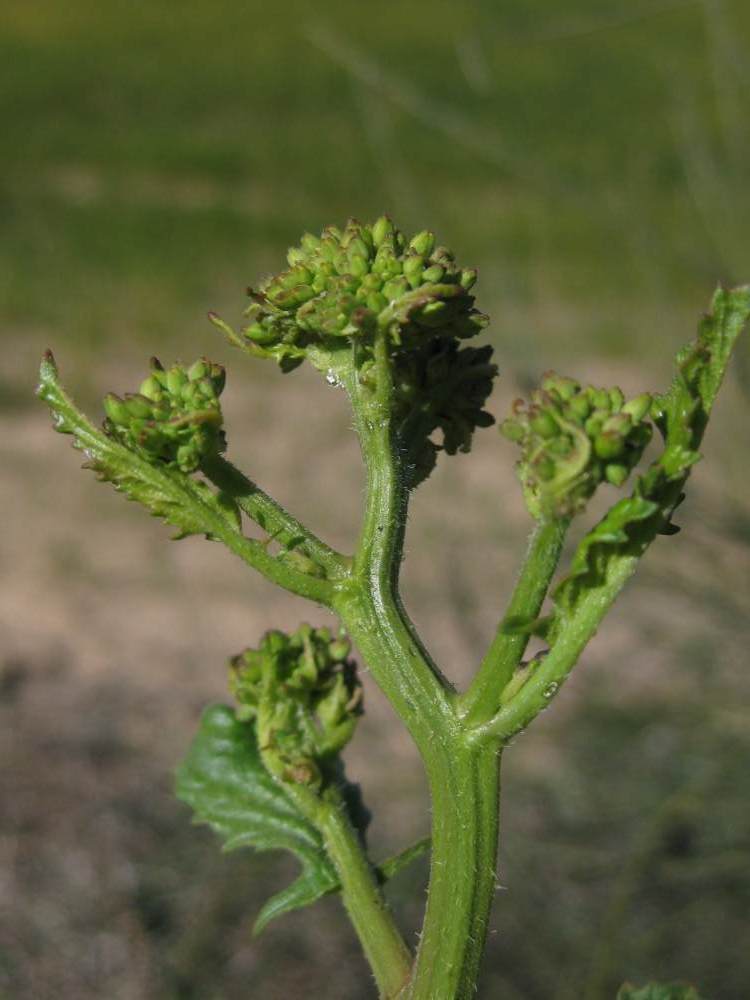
<box><xmin>2</xmin><ymin>354</ymin><xmax>749</xmax><ymax>999</ymax></box>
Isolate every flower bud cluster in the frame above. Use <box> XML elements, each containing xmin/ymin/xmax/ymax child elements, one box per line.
<box><xmin>103</xmin><ymin>358</ymin><xmax>226</xmax><ymax>473</ymax></box>
<box><xmin>238</xmin><ymin>217</ymin><xmax>488</xmax><ymax>370</ymax></box>
<box><xmin>501</xmin><ymin>373</ymin><xmax>653</xmax><ymax>518</ymax></box>
<box><xmin>230</xmin><ymin>625</ymin><xmax>362</xmax><ymax>787</ymax></box>
<box><xmin>395</xmin><ymin>341</ymin><xmax>496</xmax><ymax>485</ymax></box>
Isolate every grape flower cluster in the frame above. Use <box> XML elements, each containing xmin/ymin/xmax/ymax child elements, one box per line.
<box><xmin>230</xmin><ymin>624</ymin><xmax>363</xmax><ymax>787</ymax></box>
<box><xmin>501</xmin><ymin>373</ymin><xmax>653</xmax><ymax>519</ymax></box>
<box><xmin>103</xmin><ymin>358</ymin><xmax>226</xmax><ymax>473</ymax></box>
<box><xmin>215</xmin><ymin>217</ymin><xmax>497</xmax><ymax>486</ymax></box>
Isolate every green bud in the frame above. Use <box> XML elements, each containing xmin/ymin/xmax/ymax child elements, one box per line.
<box><xmin>530</xmin><ymin>410</ymin><xmax>558</xmax><ymax>439</ymax></box>
<box><xmin>608</xmin><ymin>386</ymin><xmax>625</xmax><ymax>411</ymax></box>
<box><xmin>534</xmin><ymin>455</ymin><xmax>557</xmax><ymax>481</ymax></box>
<box><xmin>372</xmin><ymin>216</ymin><xmax>394</xmax><ymax>247</ymax></box>
<box><xmin>102</xmin><ymin>358</ymin><xmax>226</xmax><ymax>472</ymax></box>
<box><xmin>409</xmin><ymin>230</ymin><xmax>435</xmax><ymax>256</ymax></box>
<box><xmin>422</xmin><ymin>264</ymin><xmax>445</xmax><ymax>284</ymax></box>
<box><xmin>541</xmin><ymin>373</ymin><xmax>579</xmax><ymax>401</ymax></box>
<box><xmin>459</xmin><ymin>268</ymin><xmax>477</xmax><ymax>290</ymax></box>
<box><xmin>125</xmin><ymin>394</ymin><xmax>153</xmax><ymax>419</ymax></box>
<box><xmin>348</xmin><ymin>253</ymin><xmax>369</xmax><ymax>278</ymax></box>
<box><xmin>504</xmin><ymin>370</ymin><xmax>653</xmax><ymax>519</ymax></box>
<box><xmin>222</xmin><ymin>217</ymin><xmax>493</xmax><ymax>461</ymax></box>
<box><xmin>300</xmin><ymin>232</ymin><xmax>321</xmax><ymax>254</ymax></box>
<box><xmin>622</xmin><ymin>392</ymin><xmax>652</xmax><ymax>422</ymax></box>
<box><xmin>584</xmin><ymin>415</ymin><xmax>604</xmax><ymax>437</ymax></box>
<box><xmin>328</xmin><ymin>637</ymin><xmax>350</xmax><ymax>661</ymax></box>
<box><xmin>403</xmin><ymin>254</ymin><xmax>425</xmax><ymax>278</ymax></box>
<box><xmin>568</xmin><ymin>394</ymin><xmax>591</xmax><ymax>421</ymax></box>
<box><xmin>103</xmin><ymin>393</ymin><xmax>129</xmax><ymax>425</ymax></box>
<box><xmin>166</xmin><ymin>367</ymin><xmax>187</xmax><ymax>396</ymax></box>
<box><xmin>605</xmin><ymin>462</ymin><xmax>629</xmax><ymax>486</ymax></box>
<box><xmin>382</xmin><ymin>277</ymin><xmax>410</xmax><ymax>301</ymax></box>
<box><xmin>594</xmin><ymin>431</ymin><xmax>625</xmax><ymax>460</ymax></box>
<box><xmin>139</xmin><ymin>374</ymin><xmax>162</xmax><ymax>401</ymax></box>
<box><xmin>500</xmin><ymin>418</ymin><xmax>525</xmax><ymax>442</ymax></box>
<box><xmin>245</xmin><ymin>322</ymin><xmax>278</xmax><ymax>345</ymax></box>
<box><xmin>601</xmin><ymin>413</ymin><xmax>632</xmax><ymax>436</ymax></box>
<box><xmin>286</xmin><ymin>246</ymin><xmax>306</xmax><ymax>266</ymax></box>
<box><xmin>366</xmin><ymin>291</ymin><xmax>388</xmax><ymax>313</ymax></box>
<box><xmin>230</xmin><ymin>624</ymin><xmax>363</xmax><ymax>788</ymax></box>
<box><xmin>590</xmin><ymin>387</ymin><xmax>610</xmax><ymax>410</ymax></box>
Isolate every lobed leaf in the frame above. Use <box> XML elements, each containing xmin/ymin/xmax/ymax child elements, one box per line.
<box><xmin>176</xmin><ymin>704</ymin><xmax>429</xmax><ymax>934</ymax></box>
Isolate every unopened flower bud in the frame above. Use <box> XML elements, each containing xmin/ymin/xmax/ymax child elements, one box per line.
<box><xmin>502</xmin><ymin>372</ymin><xmax>654</xmax><ymax>518</ymax></box>
<box><xmin>230</xmin><ymin>625</ymin><xmax>363</xmax><ymax>789</ymax></box>
<box><xmin>622</xmin><ymin>392</ymin><xmax>652</xmax><ymax>422</ymax></box>
<box><xmin>102</xmin><ymin>358</ymin><xmax>227</xmax><ymax>473</ymax></box>
<box><xmin>372</xmin><ymin>215</ymin><xmax>394</xmax><ymax>246</ymax></box>
<box><xmin>409</xmin><ymin>230</ymin><xmax>435</xmax><ymax>256</ymax></box>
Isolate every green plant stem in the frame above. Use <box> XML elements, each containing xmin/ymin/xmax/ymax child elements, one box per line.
<box><xmin>317</xmin><ymin>790</ymin><xmax>413</xmax><ymax>999</ymax></box>
<box><xmin>459</xmin><ymin>517</ymin><xmax>569</xmax><ymax>725</ymax></box>
<box><xmin>36</xmin><ymin>355</ymin><xmax>335</xmax><ymax>605</ymax></box>
<box><xmin>336</xmin><ymin>331</ymin><xmax>502</xmax><ymax>998</ymax></box>
<box><xmin>475</xmin><ymin>551</ymin><xmax>642</xmax><ymax>743</ymax></box>
<box><xmin>339</xmin><ymin>332</ymin><xmax>455</xmax><ymax>742</ymax></box>
<box><xmin>408</xmin><ymin>744</ymin><xmax>501</xmax><ymax>1000</ymax></box>
<box><xmin>201</xmin><ymin>453</ymin><xmax>347</xmax><ymax>579</ymax></box>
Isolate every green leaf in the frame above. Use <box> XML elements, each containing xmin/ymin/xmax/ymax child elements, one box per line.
<box><xmin>37</xmin><ymin>351</ymin><xmax>240</xmax><ymax>540</ymax></box>
<box><xmin>617</xmin><ymin>982</ymin><xmax>706</xmax><ymax>1000</ymax></box>
<box><xmin>175</xmin><ymin>704</ymin><xmax>429</xmax><ymax>934</ymax></box>
<box><xmin>552</xmin><ymin>495</ymin><xmax>658</xmax><ymax>622</ymax></box>
<box><xmin>552</xmin><ymin>286</ymin><xmax>750</xmax><ymax>629</ymax></box>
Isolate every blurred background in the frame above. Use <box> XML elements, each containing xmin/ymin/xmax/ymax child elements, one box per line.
<box><xmin>2</xmin><ymin>1</ymin><xmax>749</xmax><ymax>997</ymax></box>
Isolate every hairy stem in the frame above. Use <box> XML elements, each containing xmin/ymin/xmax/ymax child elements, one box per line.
<box><xmin>338</xmin><ymin>331</ymin><xmax>454</xmax><ymax>745</ymax></box>
<box><xmin>408</xmin><ymin>743</ymin><xmax>501</xmax><ymax>1000</ymax></box>
<box><xmin>337</xmin><ymin>330</ymin><xmax>501</xmax><ymax>998</ymax></box>
<box><xmin>460</xmin><ymin>517</ymin><xmax>569</xmax><ymax>725</ymax></box>
<box><xmin>317</xmin><ymin>789</ymin><xmax>413</xmax><ymax>999</ymax></box>
<box><xmin>476</xmin><ymin>550</ymin><xmax>642</xmax><ymax>743</ymax></box>
<box><xmin>201</xmin><ymin>453</ymin><xmax>348</xmax><ymax>579</ymax></box>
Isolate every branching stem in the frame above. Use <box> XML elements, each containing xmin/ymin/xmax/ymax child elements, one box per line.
<box><xmin>459</xmin><ymin>517</ymin><xmax>569</xmax><ymax>726</ymax></box>
<box><xmin>201</xmin><ymin>453</ymin><xmax>348</xmax><ymax>580</ymax></box>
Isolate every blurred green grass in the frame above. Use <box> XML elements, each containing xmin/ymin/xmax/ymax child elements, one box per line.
<box><xmin>2</xmin><ymin>4</ymin><xmax>750</xmax><ymax>999</ymax></box>
<box><xmin>2</xmin><ymin>0</ymin><xmax>749</xmax><ymax>371</ymax></box>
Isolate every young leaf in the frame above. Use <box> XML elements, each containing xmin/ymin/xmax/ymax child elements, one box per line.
<box><xmin>552</xmin><ymin>285</ymin><xmax>750</xmax><ymax>628</ymax></box>
<box><xmin>617</xmin><ymin>983</ymin><xmax>705</xmax><ymax>1000</ymax></box>
<box><xmin>175</xmin><ymin>705</ymin><xmax>428</xmax><ymax>934</ymax></box>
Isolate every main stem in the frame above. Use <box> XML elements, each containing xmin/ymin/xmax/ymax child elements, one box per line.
<box><xmin>341</xmin><ymin>590</ymin><xmax>503</xmax><ymax>1000</ymax></box>
<box><xmin>410</xmin><ymin>745</ymin><xmax>501</xmax><ymax>1000</ymax></box>
<box><xmin>337</xmin><ymin>333</ymin><xmax>503</xmax><ymax>999</ymax></box>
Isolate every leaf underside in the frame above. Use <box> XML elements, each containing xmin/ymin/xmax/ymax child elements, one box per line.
<box><xmin>175</xmin><ymin>704</ymin><xmax>428</xmax><ymax>934</ymax></box>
